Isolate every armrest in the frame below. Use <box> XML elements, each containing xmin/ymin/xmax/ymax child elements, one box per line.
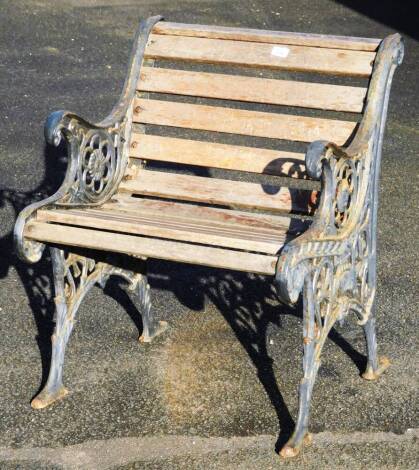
<box><xmin>276</xmin><ymin>33</ymin><xmax>404</xmax><ymax>306</ymax></box>
<box><xmin>14</xmin><ymin>15</ymin><xmax>163</xmax><ymax>263</ymax></box>
<box><xmin>44</xmin><ymin>110</ymin><xmax>126</xmax><ymax>205</ymax></box>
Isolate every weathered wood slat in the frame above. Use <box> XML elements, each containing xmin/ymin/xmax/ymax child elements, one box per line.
<box><xmin>25</xmin><ymin>222</ymin><xmax>278</xmax><ymax>275</ymax></box>
<box><xmin>105</xmin><ymin>197</ymin><xmax>303</xmax><ymax>233</ymax></box>
<box><xmin>145</xmin><ymin>35</ymin><xmax>375</xmax><ymax>76</ymax></box>
<box><xmin>129</xmin><ymin>134</ymin><xmax>306</xmax><ymax>177</ymax></box>
<box><xmin>153</xmin><ymin>22</ymin><xmax>381</xmax><ymax>52</ymax></box>
<box><xmin>138</xmin><ymin>67</ymin><xmax>367</xmax><ymax>112</ymax></box>
<box><xmin>119</xmin><ymin>170</ymin><xmax>316</xmax><ymax>214</ymax></box>
<box><xmin>133</xmin><ymin>99</ymin><xmax>356</xmax><ymax>145</ymax></box>
<box><xmin>36</xmin><ymin>208</ymin><xmax>287</xmax><ymax>254</ymax></box>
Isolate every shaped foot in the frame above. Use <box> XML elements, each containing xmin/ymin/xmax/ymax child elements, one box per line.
<box><xmin>279</xmin><ymin>433</ymin><xmax>312</xmax><ymax>459</ymax></box>
<box><xmin>362</xmin><ymin>355</ymin><xmax>390</xmax><ymax>381</ymax></box>
<box><xmin>139</xmin><ymin>320</ymin><xmax>168</xmax><ymax>343</ymax></box>
<box><xmin>31</xmin><ymin>386</ymin><xmax>69</xmax><ymax>409</ymax></box>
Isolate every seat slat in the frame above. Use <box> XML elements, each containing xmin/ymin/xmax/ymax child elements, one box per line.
<box><xmin>133</xmin><ymin>99</ymin><xmax>356</xmax><ymax>145</ymax></box>
<box><xmin>153</xmin><ymin>22</ymin><xmax>381</xmax><ymax>52</ymax></box>
<box><xmin>145</xmin><ymin>35</ymin><xmax>375</xmax><ymax>76</ymax></box>
<box><xmin>36</xmin><ymin>207</ymin><xmax>287</xmax><ymax>254</ymax></box>
<box><xmin>119</xmin><ymin>170</ymin><xmax>316</xmax><ymax>214</ymax></box>
<box><xmin>104</xmin><ymin>197</ymin><xmax>304</xmax><ymax>233</ymax></box>
<box><xmin>25</xmin><ymin>222</ymin><xmax>278</xmax><ymax>275</ymax></box>
<box><xmin>138</xmin><ymin>67</ymin><xmax>367</xmax><ymax>112</ymax></box>
<box><xmin>129</xmin><ymin>134</ymin><xmax>306</xmax><ymax>178</ymax></box>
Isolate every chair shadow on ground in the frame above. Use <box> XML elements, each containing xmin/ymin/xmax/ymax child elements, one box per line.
<box><xmin>0</xmin><ymin>141</ymin><xmax>367</xmax><ymax>451</ymax></box>
<box><xmin>139</xmin><ymin>261</ymin><xmax>369</xmax><ymax>450</ymax></box>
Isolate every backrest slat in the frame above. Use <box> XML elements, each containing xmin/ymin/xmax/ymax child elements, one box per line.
<box><xmin>129</xmin><ymin>134</ymin><xmax>306</xmax><ymax>178</ymax></box>
<box><xmin>153</xmin><ymin>22</ymin><xmax>381</xmax><ymax>51</ymax></box>
<box><xmin>145</xmin><ymin>34</ymin><xmax>375</xmax><ymax>77</ymax></box>
<box><xmin>121</xmin><ymin>22</ymin><xmax>381</xmax><ymax>212</ymax></box>
<box><xmin>120</xmin><ymin>169</ymin><xmax>316</xmax><ymax>215</ymax></box>
<box><xmin>133</xmin><ymin>98</ymin><xmax>357</xmax><ymax>145</ymax></box>
<box><xmin>138</xmin><ymin>67</ymin><xmax>367</xmax><ymax>112</ymax></box>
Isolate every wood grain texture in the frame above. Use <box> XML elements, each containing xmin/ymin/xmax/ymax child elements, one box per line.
<box><xmin>152</xmin><ymin>22</ymin><xmax>381</xmax><ymax>51</ymax></box>
<box><xmin>119</xmin><ymin>169</ymin><xmax>316</xmax><ymax>214</ymax></box>
<box><xmin>133</xmin><ymin>99</ymin><xmax>357</xmax><ymax>145</ymax></box>
<box><xmin>104</xmin><ymin>197</ymin><xmax>304</xmax><ymax>233</ymax></box>
<box><xmin>129</xmin><ymin>134</ymin><xmax>306</xmax><ymax>178</ymax></box>
<box><xmin>138</xmin><ymin>67</ymin><xmax>367</xmax><ymax>112</ymax></box>
<box><xmin>36</xmin><ymin>206</ymin><xmax>289</xmax><ymax>254</ymax></box>
<box><xmin>144</xmin><ymin>35</ymin><xmax>375</xmax><ymax>76</ymax></box>
<box><xmin>25</xmin><ymin>222</ymin><xmax>278</xmax><ymax>274</ymax></box>
<box><xmin>133</xmin><ymin>98</ymin><xmax>357</xmax><ymax>144</ymax></box>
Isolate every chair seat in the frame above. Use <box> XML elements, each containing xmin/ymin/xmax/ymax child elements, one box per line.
<box><xmin>26</xmin><ymin>196</ymin><xmax>309</xmax><ymax>274</ymax></box>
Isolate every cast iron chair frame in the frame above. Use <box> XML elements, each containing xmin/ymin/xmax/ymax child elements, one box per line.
<box><xmin>14</xmin><ymin>16</ymin><xmax>403</xmax><ymax>458</ymax></box>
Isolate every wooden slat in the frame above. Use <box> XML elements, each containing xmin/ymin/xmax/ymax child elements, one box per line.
<box><xmin>104</xmin><ymin>197</ymin><xmax>306</xmax><ymax>233</ymax></box>
<box><xmin>119</xmin><ymin>169</ymin><xmax>316</xmax><ymax>214</ymax></box>
<box><xmin>153</xmin><ymin>22</ymin><xmax>381</xmax><ymax>52</ymax></box>
<box><xmin>129</xmin><ymin>134</ymin><xmax>306</xmax><ymax>178</ymax></box>
<box><xmin>36</xmin><ymin>208</ymin><xmax>287</xmax><ymax>254</ymax></box>
<box><xmin>138</xmin><ymin>67</ymin><xmax>367</xmax><ymax>112</ymax></box>
<box><xmin>133</xmin><ymin>98</ymin><xmax>357</xmax><ymax>145</ymax></box>
<box><xmin>145</xmin><ymin>35</ymin><xmax>375</xmax><ymax>77</ymax></box>
<box><xmin>25</xmin><ymin>222</ymin><xmax>278</xmax><ymax>275</ymax></box>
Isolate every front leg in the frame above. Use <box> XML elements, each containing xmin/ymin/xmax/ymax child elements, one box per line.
<box><xmin>32</xmin><ymin>248</ymin><xmax>109</xmax><ymax>409</ymax></box>
<box><xmin>280</xmin><ymin>276</ymin><xmax>319</xmax><ymax>457</ymax></box>
<box><xmin>279</xmin><ymin>257</ymin><xmax>338</xmax><ymax>457</ymax></box>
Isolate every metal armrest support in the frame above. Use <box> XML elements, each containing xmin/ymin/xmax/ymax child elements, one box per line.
<box><xmin>14</xmin><ymin>15</ymin><xmax>162</xmax><ymax>262</ymax></box>
<box><xmin>274</xmin><ymin>34</ymin><xmax>403</xmax><ymax>457</ymax></box>
<box><xmin>276</xmin><ymin>32</ymin><xmax>404</xmax><ymax>318</ymax></box>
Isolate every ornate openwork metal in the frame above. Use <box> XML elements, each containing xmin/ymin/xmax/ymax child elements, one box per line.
<box><xmin>275</xmin><ymin>34</ymin><xmax>404</xmax><ymax>457</ymax></box>
<box><xmin>31</xmin><ymin>248</ymin><xmax>168</xmax><ymax>410</ymax></box>
<box><xmin>12</xmin><ymin>16</ymin><xmax>403</xmax><ymax>459</ymax></box>
<box><xmin>14</xmin><ymin>15</ymin><xmax>163</xmax><ymax>263</ymax></box>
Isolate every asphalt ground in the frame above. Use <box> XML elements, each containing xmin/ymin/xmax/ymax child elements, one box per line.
<box><xmin>0</xmin><ymin>1</ymin><xmax>418</xmax><ymax>468</ymax></box>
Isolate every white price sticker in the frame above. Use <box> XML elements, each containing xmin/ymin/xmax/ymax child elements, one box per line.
<box><xmin>271</xmin><ymin>46</ymin><xmax>290</xmax><ymax>58</ymax></box>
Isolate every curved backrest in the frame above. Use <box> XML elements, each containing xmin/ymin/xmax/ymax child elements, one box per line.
<box><xmin>121</xmin><ymin>22</ymin><xmax>380</xmax><ymax>215</ymax></box>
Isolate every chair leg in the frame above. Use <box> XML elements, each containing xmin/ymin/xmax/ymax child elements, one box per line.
<box><xmin>362</xmin><ymin>306</ymin><xmax>390</xmax><ymax>380</ymax></box>
<box><xmin>31</xmin><ymin>289</ymin><xmax>71</xmax><ymax>408</ymax></box>
<box><xmin>279</xmin><ymin>278</ymin><xmax>319</xmax><ymax>458</ymax></box>
<box><xmin>123</xmin><ymin>271</ymin><xmax>168</xmax><ymax>343</ymax></box>
<box><xmin>31</xmin><ymin>248</ymin><xmax>103</xmax><ymax>409</ymax></box>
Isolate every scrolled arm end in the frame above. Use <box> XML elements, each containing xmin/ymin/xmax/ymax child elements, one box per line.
<box><xmin>305</xmin><ymin>140</ymin><xmax>353</xmax><ymax>180</ymax></box>
<box><xmin>45</xmin><ymin>110</ymin><xmax>68</xmax><ymax>146</ymax></box>
<box><xmin>44</xmin><ymin>110</ymin><xmax>98</xmax><ymax>147</ymax></box>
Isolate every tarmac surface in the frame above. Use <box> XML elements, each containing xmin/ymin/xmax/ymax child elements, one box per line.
<box><xmin>0</xmin><ymin>1</ymin><xmax>418</xmax><ymax>469</ymax></box>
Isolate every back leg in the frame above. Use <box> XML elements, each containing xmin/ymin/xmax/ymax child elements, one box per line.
<box><xmin>122</xmin><ymin>270</ymin><xmax>168</xmax><ymax>343</ymax></box>
<box><xmin>362</xmin><ymin>306</ymin><xmax>390</xmax><ymax>380</ymax></box>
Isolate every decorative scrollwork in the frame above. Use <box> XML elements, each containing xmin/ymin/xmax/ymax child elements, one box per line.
<box><xmin>276</xmin><ymin>139</ymin><xmax>375</xmax><ymax>326</ymax></box>
<box><xmin>312</xmin><ymin>258</ymin><xmax>334</xmax><ymax>331</ymax></box>
<box><xmin>55</xmin><ymin>118</ymin><xmax>125</xmax><ymax>204</ymax></box>
<box><xmin>79</xmin><ymin>130</ymin><xmax>117</xmax><ymax>200</ymax></box>
<box><xmin>14</xmin><ymin>15</ymin><xmax>163</xmax><ymax>263</ymax></box>
<box><xmin>59</xmin><ymin>252</ymin><xmax>108</xmax><ymax>309</ymax></box>
<box><xmin>333</xmin><ymin>158</ymin><xmax>359</xmax><ymax>229</ymax></box>
<box><xmin>63</xmin><ymin>254</ymin><xmax>95</xmax><ymax>301</ymax></box>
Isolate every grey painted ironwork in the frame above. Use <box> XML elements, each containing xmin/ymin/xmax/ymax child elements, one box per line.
<box><xmin>12</xmin><ymin>15</ymin><xmax>403</xmax><ymax>458</ymax></box>
<box><xmin>14</xmin><ymin>15</ymin><xmax>162</xmax><ymax>263</ymax></box>
<box><xmin>31</xmin><ymin>247</ymin><xmax>167</xmax><ymax>409</ymax></box>
<box><xmin>13</xmin><ymin>14</ymin><xmax>168</xmax><ymax>409</ymax></box>
<box><xmin>275</xmin><ymin>33</ymin><xmax>404</xmax><ymax>458</ymax></box>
